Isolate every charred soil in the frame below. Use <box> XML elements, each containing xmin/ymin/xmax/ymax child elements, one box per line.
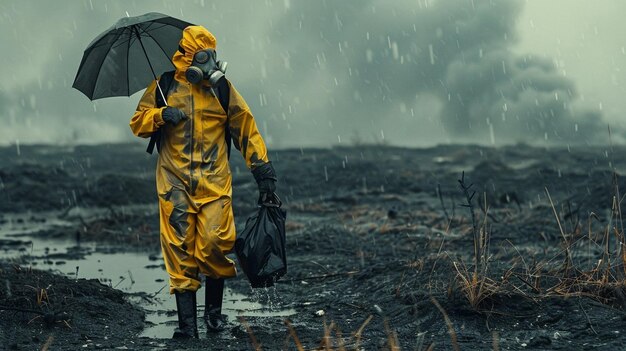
<box><xmin>2</xmin><ymin>143</ymin><xmax>626</xmax><ymax>350</ymax></box>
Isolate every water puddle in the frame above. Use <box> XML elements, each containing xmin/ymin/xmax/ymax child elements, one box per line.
<box><xmin>0</xmin><ymin>211</ymin><xmax>296</xmax><ymax>339</ymax></box>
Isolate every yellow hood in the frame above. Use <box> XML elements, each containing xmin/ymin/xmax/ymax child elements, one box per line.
<box><xmin>172</xmin><ymin>25</ymin><xmax>217</xmax><ymax>81</ymax></box>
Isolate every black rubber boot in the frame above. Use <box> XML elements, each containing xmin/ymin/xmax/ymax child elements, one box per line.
<box><xmin>172</xmin><ymin>290</ymin><xmax>198</xmax><ymax>339</ymax></box>
<box><xmin>204</xmin><ymin>277</ymin><xmax>227</xmax><ymax>332</ymax></box>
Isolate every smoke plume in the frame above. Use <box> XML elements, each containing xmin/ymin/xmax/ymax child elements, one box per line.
<box><xmin>0</xmin><ymin>0</ymin><xmax>612</xmax><ymax>146</ymax></box>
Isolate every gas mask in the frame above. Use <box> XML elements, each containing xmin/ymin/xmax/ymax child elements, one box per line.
<box><xmin>184</xmin><ymin>48</ymin><xmax>228</xmax><ymax>85</ymax></box>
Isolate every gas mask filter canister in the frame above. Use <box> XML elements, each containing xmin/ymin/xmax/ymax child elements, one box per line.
<box><xmin>184</xmin><ymin>48</ymin><xmax>228</xmax><ymax>85</ymax></box>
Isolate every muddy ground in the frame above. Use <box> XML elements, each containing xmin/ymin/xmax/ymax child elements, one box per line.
<box><xmin>2</xmin><ymin>142</ymin><xmax>626</xmax><ymax>350</ymax></box>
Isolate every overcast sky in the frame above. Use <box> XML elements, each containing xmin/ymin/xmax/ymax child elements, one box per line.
<box><xmin>0</xmin><ymin>0</ymin><xmax>624</xmax><ymax>148</ymax></box>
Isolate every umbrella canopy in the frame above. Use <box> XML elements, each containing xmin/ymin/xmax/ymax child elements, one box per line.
<box><xmin>72</xmin><ymin>12</ymin><xmax>193</xmax><ymax>101</ymax></box>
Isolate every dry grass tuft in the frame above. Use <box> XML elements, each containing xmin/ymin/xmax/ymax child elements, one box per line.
<box><xmin>449</xmin><ymin>170</ymin><xmax>626</xmax><ymax>310</ymax></box>
<box><xmin>452</xmin><ymin>260</ymin><xmax>500</xmax><ymax>309</ymax></box>
<box><xmin>451</xmin><ymin>173</ymin><xmax>499</xmax><ymax>310</ymax></box>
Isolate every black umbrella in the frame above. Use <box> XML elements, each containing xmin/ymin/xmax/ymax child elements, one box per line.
<box><xmin>72</xmin><ymin>12</ymin><xmax>193</xmax><ymax>102</ymax></box>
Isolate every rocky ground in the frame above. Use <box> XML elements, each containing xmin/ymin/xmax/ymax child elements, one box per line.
<box><xmin>2</xmin><ymin>142</ymin><xmax>626</xmax><ymax>350</ymax></box>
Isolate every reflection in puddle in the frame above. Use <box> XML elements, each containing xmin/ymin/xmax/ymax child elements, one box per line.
<box><xmin>0</xmin><ymin>213</ymin><xmax>296</xmax><ymax>339</ymax></box>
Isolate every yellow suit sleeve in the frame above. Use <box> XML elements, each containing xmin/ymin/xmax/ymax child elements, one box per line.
<box><xmin>227</xmin><ymin>81</ymin><xmax>270</xmax><ymax>169</ymax></box>
<box><xmin>129</xmin><ymin>79</ymin><xmax>166</xmax><ymax>138</ymax></box>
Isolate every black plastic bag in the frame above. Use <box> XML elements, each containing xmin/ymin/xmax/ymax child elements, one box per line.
<box><xmin>235</xmin><ymin>193</ymin><xmax>287</xmax><ymax>288</ymax></box>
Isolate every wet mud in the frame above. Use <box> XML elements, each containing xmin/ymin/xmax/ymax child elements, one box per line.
<box><xmin>2</xmin><ymin>143</ymin><xmax>626</xmax><ymax>350</ymax></box>
<box><xmin>0</xmin><ymin>262</ymin><xmax>145</xmax><ymax>350</ymax></box>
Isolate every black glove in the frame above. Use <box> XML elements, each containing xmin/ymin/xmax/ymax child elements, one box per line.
<box><xmin>252</xmin><ymin>162</ymin><xmax>277</xmax><ymax>195</ymax></box>
<box><xmin>258</xmin><ymin>178</ymin><xmax>276</xmax><ymax>194</ymax></box>
<box><xmin>162</xmin><ymin>107</ymin><xmax>187</xmax><ymax>125</ymax></box>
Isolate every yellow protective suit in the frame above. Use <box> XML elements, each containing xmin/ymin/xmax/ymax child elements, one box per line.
<box><xmin>130</xmin><ymin>26</ymin><xmax>270</xmax><ymax>293</ymax></box>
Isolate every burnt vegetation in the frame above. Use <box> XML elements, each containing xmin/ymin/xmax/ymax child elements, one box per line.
<box><xmin>3</xmin><ymin>143</ymin><xmax>626</xmax><ymax>349</ymax></box>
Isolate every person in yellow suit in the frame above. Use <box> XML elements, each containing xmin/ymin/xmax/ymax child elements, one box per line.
<box><xmin>130</xmin><ymin>25</ymin><xmax>277</xmax><ymax>338</ymax></box>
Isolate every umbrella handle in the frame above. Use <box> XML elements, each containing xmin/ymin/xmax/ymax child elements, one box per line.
<box><xmin>134</xmin><ymin>25</ymin><xmax>168</xmax><ymax>107</ymax></box>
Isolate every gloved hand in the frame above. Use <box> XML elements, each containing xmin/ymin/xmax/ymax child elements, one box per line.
<box><xmin>257</xmin><ymin>178</ymin><xmax>276</xmax><ymax>194</ymax></box>
<box><xmin>252</xmin><ymin>162</ymin><xmax>277</xmax><ymax>195</ymax></box>
<box><xmin>162</xmin><ymin>107</ymin><xmax>188</xmax><ymax>125</ymax></box>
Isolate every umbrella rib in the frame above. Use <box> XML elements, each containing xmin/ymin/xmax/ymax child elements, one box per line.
<box><xmin>88</xmin><ymin>31</ymin><xmax>119</xmax><ymax>51</ymax></box>
<box><xmin>84</xmin><ymin>30</ymin><xmax>126</xmax><ymax>56</ymax></box>
<box><xmin>141</xmin><ymin>21</ymin><xmax>155</xmax><ymax>32</ymax></box>
<box><xmin>138</xmin><ymin>25</ymin><xmax>175</xmax><ymax>66</ymax></box>
<box><xmin>111</xmin><ymin>30</ymin><xmax>133</xmax><ymax>50</ymax></box>
<box><xmin>128</xmin><ymin>34</ymin><xmax>138</xmax><ymax>47</ymax></box>
<box><xmin>90</xmin><ymin>28</ymin><xmax>127</xmax><ymax>98</ymax></box>
<box><xmin>142</xmin><ymin>22</ymin><xmax>168</xmax><ymax>33</ymax></box>
<box><xmin>126</xmin><ymin>26</ymin><xmax>132</xmax><ymax>96</ymax></box>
